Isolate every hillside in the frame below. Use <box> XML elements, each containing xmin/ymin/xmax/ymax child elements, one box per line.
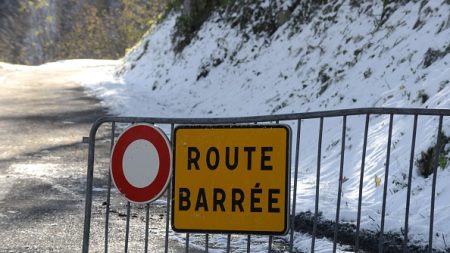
<box><xmin>82</xmin><ymin>0</ymin><xmax>450</xmax><ymax>252</ymax></box>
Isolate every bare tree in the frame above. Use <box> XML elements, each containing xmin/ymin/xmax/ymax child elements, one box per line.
<box><xmin>0</xmin><ymin>1</ymin><xmax>26</xmax><ymax>63</ymax></box>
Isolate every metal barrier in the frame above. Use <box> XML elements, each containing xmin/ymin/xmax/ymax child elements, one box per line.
<box><xmin>82</xmin><ymin>108</ymin><xmax>450</xmax><ymax>253</ymax></box>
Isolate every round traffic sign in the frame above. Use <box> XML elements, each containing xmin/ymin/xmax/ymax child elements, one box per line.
<box><xmin>111</xmin><ymin>124</ymin><xmax>172</xmax><ymax>203</ymax></box>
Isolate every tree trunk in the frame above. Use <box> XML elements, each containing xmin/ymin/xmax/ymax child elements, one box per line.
<box><xmin>183</xmin><ymin>0</ymin><xmax>191</xmax><ymax>16</ymax></box>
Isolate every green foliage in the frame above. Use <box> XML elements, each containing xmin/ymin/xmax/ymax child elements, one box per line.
<box><xmin>156</xmin><ymin>0</ymin><xmax>181</xmax><ymax>23</ymax></box>
<box><xmin>0</xmin><ymin>0</ymin><xmax>168</xmax><ymax>64</ymax></box>
<box><xmin>317</xmin><ymin>65</ymin><xmax>331</xmax><ymax>96</ymax></box>
<box><xmin>117</xmin><ymin>0</ymin><xmax>166</xmax><ymax>53</ymax></box>
<box><xmin>56</xmin><ymin>0</ymin><xmax>167</xmax><ymax>60</ymax></box>
<box><xmin>19</xmin><ymin>0</ymin><xmax>48</xmax><ymax>12</ymax></box>
<box><xmin>171</xmin><ymin>0</ymin><xmax>229</xmax><ymax>53</ymax></box>
<box><xmin>171</xmin><ymin>0</ymin><xmax>297</xmax><ymax>53</ymax></box>
<box><xmin>290</xmin><ymin>0</ymin><xmax>328</xmax><ymax>27</ymax></box>
<box><xmin>439</xmin><ymin>155</ymin><xmax>448</xmax><ymax>170</ymax></box>
<box><xmin>0</xmin><ymin>1</ymin><xmax>24</xmax><ymax>63</ymax></box>
<box><xmin>416</xmin><ymin>133</ymin><xmax>450</xmax><ymax>177</ymax></box>
<box><xmin>417</xmin><ymin>147</ymin><xmax>436</xmax><ymax>177</ymax></box>
<box><xmin>378</xmin><ymin>0</ymin><xmax>398</xmax><ymax>28</ymax></box>
<box><xmin>56</xmin><ymin>3</ymin><xmax>114</xmax><ymax>59</ymax></box>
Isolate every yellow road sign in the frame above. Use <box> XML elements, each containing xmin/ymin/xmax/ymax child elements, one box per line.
<box><xmin>172</xmin><ymin>125</ymin><xmax>290</xmax><ymax>234</ymax></box>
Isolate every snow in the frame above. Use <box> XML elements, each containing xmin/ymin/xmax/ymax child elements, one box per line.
<box><xmin>80</xmin><ymin>0</ymin><xmax>450</xmax><ymax>251</ymax></box>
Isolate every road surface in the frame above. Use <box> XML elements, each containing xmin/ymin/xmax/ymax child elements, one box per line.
<box><xmin>0</xmin><ymin>61</ymin><xmax>189</xmax><ymax>252</ymax></box>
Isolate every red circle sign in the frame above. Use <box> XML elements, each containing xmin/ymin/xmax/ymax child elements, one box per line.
<box><xmin>111</xmin><ymin>124</ymin><xmax>172</xmax><ymax>203</ymax></box>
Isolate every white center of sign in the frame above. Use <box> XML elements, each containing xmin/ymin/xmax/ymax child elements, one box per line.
<box><xmin>122</xmin><ymin>139</ymin><xmax>159</xmax><ymax>188</ymax></box>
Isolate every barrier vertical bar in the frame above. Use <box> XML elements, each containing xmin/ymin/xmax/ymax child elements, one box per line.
<box><xmin>403</xmin><ymin>114</ymin><xmax>418</xmax><ymax>252</ymax></box>
<box><xmin>104</xmin><ymin>122</ymin><xmax>115</xmax><ymax>253</ymax></box>
<box><xmin>226</xmin><ymin>234</ymin><xmax>231</xmax><ymax>253</ymax></box>
<box><xmin>289</xmin><ymin>119</ymin><xmax>302</xmax><ymax>253</ymax></box>
<box><xmin>311</xmin><ymin>117</ymin><xmax>324</xmax><ymax>252</ymax></box>
<box><xmin>144</xmin><ymin>204</ymin><xmax>150</xmax><ymax>252</ymax></box>
<box><xmin>83</xmin><ymin>119</ymin><xmax>103</xmax><ymax>253</ymax></box>
<box><xmin>428</xmin><ymin>115</ymin><xmax>443</xmax><ymax>253</ymax></box>
<box><xmin>379</xmin><ymin>114</ymin><xmax>394</xmax><ymax>252</ymax></box>
<box><xmin>185</xmin><ymin>233</ymin><xmax>190</xmax><ymax>253</ymax></box>
<box><xmin>165</xmin><ymin>123</ymin><xmax>174</xmax><ymax>253</ymax></box>
<box><xmin>247</xmin><ymin>235</ymin><xmax>251</xmax><ymax>252</ymax></box>
<box><xmin>355</xmin><ymin>114</ymin><xmax>370</xmax><ymax>252</ymax></box>
<box><xmin>205</xmin><ymin>234</ymin><xmax>209</xmax><ymax>252</ymax></box>
<box><xmin>268</xmin><ymin>236</ymin><xmax>273</xmax><ymax>252</ymax></box>
<box><xmin>268</xmin><ymin>120</ymin><xmax>280</xmax><ymax>252</ymax></box>
<box><xmin>333</xmin><ymin>116</ymin><xmax>346</xmax><ymax>252</ymax></box>
<box><xmin>125</xmin><ymin>202</ymin><xmax>131</xmax><ymax>252</ymax></box>
<box><xmin>143</xmin><ymin>123</ymin><xmax>152</xmax><ymax>253</ymax></box>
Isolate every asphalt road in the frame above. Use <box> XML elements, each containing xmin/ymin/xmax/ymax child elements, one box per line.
<box><xmin>0</xmin><ymin>61</ymin><xmax>190</xmax><ymax>252</ymax></box>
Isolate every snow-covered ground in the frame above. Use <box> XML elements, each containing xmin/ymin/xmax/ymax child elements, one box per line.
<box><xmin>80</xmin><ymin>0</ymin><xmax>450</xmax><ymax>251</ymax></box>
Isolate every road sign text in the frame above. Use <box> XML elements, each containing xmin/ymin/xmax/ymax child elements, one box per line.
<box><xmin>172</xmin><ymin>125</ymin><xmax>290</xmax><ymax>234</ymax></box>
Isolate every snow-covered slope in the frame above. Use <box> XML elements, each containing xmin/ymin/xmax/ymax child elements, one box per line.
<box><xmin>99</xmin><ymin>0</ymin><xmax>450</xmax><ymax>118</ymax></box>
<box><xmin>82</xmin><ymin>0</ymin><xmax>450</xmax><ymax>251</ymax></box>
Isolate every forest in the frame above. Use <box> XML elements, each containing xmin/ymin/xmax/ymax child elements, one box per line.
<box><xmin>0</xmin><ymin>0</ymin><xmax>167</xmax><ymax>64</ymax></box>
